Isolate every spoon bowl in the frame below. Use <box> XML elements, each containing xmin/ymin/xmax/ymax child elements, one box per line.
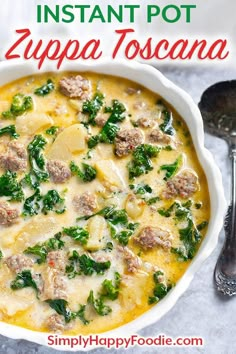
<box><xmin>199</xmin><ymin>80</ymin><xmax>236</xmax><ymax>139</ymax></box>
<box><xmin>199</xmin><ymin>80</ymin><xmax>236</xmax><ymax>295</ymax></box>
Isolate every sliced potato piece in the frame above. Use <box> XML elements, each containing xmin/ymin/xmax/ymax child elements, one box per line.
<box><xmin>95</xmin><ymin>159</ymin><xmax>125</xmax><ymax>189</ymax></box>
<box><xmin>85</xmin><ymin>215</ymin><xmax>106</xmax><ymax>251</ymax></box>
<box><xmin>66</xmin><ymin>124</ymin><xmax>87</xmax><ymax>152</ymax></box>
<box><xmin>16</xmin><ymin>113</ymin><xmax>53</xmax><ymax>135</ymax></box>
<box><xmin>46</xmin><ymin>142</ymin><xmax>72</xmax><ymax>162</ymax></box>
<box><xmin>0</xmin><ymin>101</ymin><xmax>11</xmax><ymax>113</ymax></box>
<box><xmin>2</xmin><ymin>216</ymin><xmax>62</xmax><ymax>251</ymax></box>
<box><xmin>120</xmin><ymin>272</ymin><xmax>149</xmax><ymax>309</ymax></box>
<box><xmin>69</xmin><ymin>99</ymin><xmax>83</xmax><ymax>111</ymax></box>
<box><xmin>0</xmin><ymin>292</ymin><xmax>34</xmax><ymax>316</ymax></box>
<box><xmin>47</xmin><ymin>124</ymin><xmax>87</xmax><ymax>161</ymax></box>
<box><xmin>125</xmin><ymin>194</ymin><xmax>145</xmax><ymax>219</ymax></box>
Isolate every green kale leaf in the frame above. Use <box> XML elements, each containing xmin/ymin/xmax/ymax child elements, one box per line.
<box><xmin>63</xmin><ymin>226</ymin><xmax>89</xmax><ymax>245</ymax></box>
<box><xmin>70</xmin><ymin>161</ymin><xmax>97</xmax><ymax>182</ymax></box>
<box><xmin>22</xmin><ymin>188</ymin><xmax>42</xmax><ymax>216</ymax></box>
<box><xmin>46</xmin><ymin>299</ymin><xmax>90</xmax><ymax>324</ymax></box>
<box><xmin>0</xmin><ymin>170</ymin><xmax>24</xmax><ymax>201</ymax></box>
<box><xmin>27</xmin><ymin>135</ymin><xmax>49</xmax><ymax>183</ymax></box>
<box><xmin>0</xmin><ymin>125</ymin><xmax>19</xmax><ymax>139</ymax></box>
<box><xmin>148</xmin><ymin>271</ymin><xmax>172</xmax><ymax>304</ymax></box>
<box><xmin>88</xmin><ymin>99</ymin><xmax>126</xmax><ymax>148</ymax></box>
<box><xmin>174</xmin><ymin>200</ymin><xmax>192</xmax><ymax>220</ymax></box>
<box><xmin>159</xmin><ymin>110</ymin><xmax>175</xmax><ymax>136</ymax></box>
<box><xmin>114</xmin><ymin>223</ymin><xmax>139</xmax><ymax>246</ymax></box>
<box><xmin>75</xmin><ymin>304</ymin><xmax>90</xmax><ymax>325</ymax></box>
<box><xmin>128</xmin><ymin>144</ymin><xmax>160</xmax><ymax>179</ymax></box>
<box><xmin>46</xmin><ymin>299</ymin><xmax>72</xmax><ymax>323</ymax></box>
<box><xmin>23</xmin><ymin>188</ymin><xmax>65</xmax><ymax>217</ymax></box>
<box><xmin>197</xmin><ymin>221</ymin><xmax>208</xmax><ymax>231</ymax></box>
<box><xmin>76</xmin><ymin>206</ymin><xmax>126</xmax><ymax>223</ymax></box>
<box><xmin>2</xmin><ymin>94</ymin><xmax>33</xmax><ymax>119</ymax></box>
<box><xmin>158</xmin><ymin>202</ymin><xmax>177</xmax><ymax>217</ymax></box>
<box><xmin>42</xmin><ymin>190</ymin><xmax>66</xmax><ymax>215</ymax></box>
<box><xmin>173</xmin><ymin>218</ymin><xmax>201</xmax><ymax>260</ymax></box>
<box><xmin>34</xmin><ymin>79</ymin><xmax>54</xmax><ymax>96</ymax></box>
<box><xmin>45</xmin><ymin>126</ymin><xmax>59</xmax><ymax>136</ymax></box>
<box><xmin>146</xmin><ymin>196</ymin><xmax>160</xmax><ymax>205</ymax></box>
<box><xmin>20</xmin><ymin>173</ymin><xmax>39</xmax><ymax>190</ymax></box>
<box><xmin>82</xmin><ymin>92</ymin><xmax>105</xmax><ymax>125</ymax></box>
<box><xmin>77</xmin><ymin>206</ymin><xmax>138</xmax><ymax>246</ymax></box>
<box><xmin>10</xmin><ymin>270</ymin><xmax>38</xmax><ymax>294</ymax></box>
<box><xmin>24</xmin><ymin>233</ymin><xmax>65</xmax><ymax>264</ymax></box>
<box><xmin>160</xmin><ymin>155</ymin><xmax>182</xmax><ymax>180</ymax></box>
<box><xmin>158</xmin><ymin>200</ymin><xmax>207</xmax><ymax>261</ymax></box>
<box><xmin>129</xmin><ymin>183</ymin><xmax>160</xmax><ymax>205</ymax></box>
<box><xmin>103</xmin><ymin>241</ymin><xmax>114</xmax><ymax>252</ymax></box>
<box><xmin>101</xmin><ymin>272</ymin><xmax>121</xmax><ymax>300</ymax></box>
<box><xmin>66</xmin><ymin>251</ymin><xmax>111</xmax><ymax>278</ymax></box>
<box><xmin>129</xmin><ymin>183</ymin><xmax>152</xmax><ymax>195</ymax></box>
<box><xmin>104</xmin><ymin>207</ymin><xmax>128</xmax><ymax>225</ymax></box>
<box><xmin>87</xmin><ymin>290</ymin><xmax>112</xmax><ymax>316</ymax></box>
<box><xmin>195</xmin><ymin>202</ymin><xmax>202</xmax><ymax>210</ymax></box>
<box><xmin>78</xmin><ymin>254</ymin><xmax>111</xmax><ymax>276</ymax></box>
<box><xmin>24</xmin><ymin>244</ymin><xmax>47</xmax><ymax>264</ymax></box>
<box><xmin>102</xmin><ymin>208</ymin><xmax>139</xmax><ymax>245</ymax></box>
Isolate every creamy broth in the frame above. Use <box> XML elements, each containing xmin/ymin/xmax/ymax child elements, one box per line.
<box><xmin>0</xmin><ymin>72</ymin><xmax>210</xmax><ymax>334</ymax></box>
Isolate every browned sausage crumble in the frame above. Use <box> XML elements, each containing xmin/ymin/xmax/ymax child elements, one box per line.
<box><xmin>115</xmin><ymin>128</ymin><xmax>144</xmax><ymax>157</ymax></box>
<box><xmin>59</xmin><ymin>75</ymin><xmax>91</xmax><ymax>100</ymax></box>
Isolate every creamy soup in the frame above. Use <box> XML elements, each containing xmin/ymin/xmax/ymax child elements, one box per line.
<box><xmin>0</xmin><ymin>72</ymin><xmax>210</xmax><ymax>334</ymax></box>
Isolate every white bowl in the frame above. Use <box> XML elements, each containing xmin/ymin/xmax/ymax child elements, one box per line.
<box><xmin>0</xmin><ymin>59</ymin><xmax>226</xmax><ymax>351</ymax></box>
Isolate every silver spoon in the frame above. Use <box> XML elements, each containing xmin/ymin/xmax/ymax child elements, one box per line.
<box><xmin>199</xmin><ymin>80</ymin><xmax>236</xmax><ymax>295</ymax></box>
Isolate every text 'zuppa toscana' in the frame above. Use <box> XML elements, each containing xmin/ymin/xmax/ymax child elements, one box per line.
<box><xmin>0</xmin><ymin>72</ymin><xmax>210</xmax><ymax>334</ymax></box>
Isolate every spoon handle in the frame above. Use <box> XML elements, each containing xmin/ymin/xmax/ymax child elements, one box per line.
<box><xmin>214</xmin><ymin>140</ymin><xmax>236</xmax><ymax>295</ymax></box>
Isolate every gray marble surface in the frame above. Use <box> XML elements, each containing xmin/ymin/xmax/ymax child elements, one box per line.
<box><xmin>0</xmin><ymin>65</ymin><xmax>235</xmax><ymax>354</ymax></box>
